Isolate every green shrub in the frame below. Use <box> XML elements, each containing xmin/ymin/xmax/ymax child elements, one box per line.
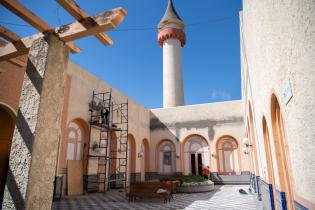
<box><xmin>159</xmin><ymin>176</ymin><xmax>177</xmax><ymax>182</ymax></box>
<box><xmin>179</xmin><ymin>175</ymin><xmax>205</xmax><ymax>183</ymax></box>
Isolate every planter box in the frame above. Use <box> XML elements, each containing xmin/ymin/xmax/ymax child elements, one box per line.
<box><xmin>176</xmin><ymin>183</ymin><xmax>214</xmax><ymax>193</ymax></box>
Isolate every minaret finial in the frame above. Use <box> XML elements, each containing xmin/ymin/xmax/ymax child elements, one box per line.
<box><xmin>158</xmin><ymin>0</ymin><xmax>185</xmax><ymax>30</ymax></box>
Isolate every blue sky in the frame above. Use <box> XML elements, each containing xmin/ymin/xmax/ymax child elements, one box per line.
<box><xmin>0</xmin><ymin>0</ymin><xmax>243</xmax><ymax>108</ymax></box>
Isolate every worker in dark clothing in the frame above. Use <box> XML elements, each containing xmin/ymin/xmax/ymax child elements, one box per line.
<box><xmin>101</xmin><ymin>107</ymin><xmax>109</xmax><ymax>125</ymax></box>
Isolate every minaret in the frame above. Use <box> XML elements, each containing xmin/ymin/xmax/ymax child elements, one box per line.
<box><xmin>158</xmin><ymin>0</ymin><xmax>186</xmax><ymax>108</ymax></box>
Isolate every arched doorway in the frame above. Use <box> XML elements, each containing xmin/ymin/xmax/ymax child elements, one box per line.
<box><xmin>271</xmin><ymin>94</ymin><xmax>294</xmax><ymax>209</ymax></box>
<box><xmin>109</xmin><ymin>133</ymin><xmax>117</xmax><ymax>184</ymax></box>
<box><xmin>262</xmin><ymin>116</ymin><xmax>276</xmax><ymax>210</ymax></box>
<box><xmin>156</xmin><ymin>140</ymin><xmax>176</xmax><ymax>174</ymax></box>
<box><xmin>140</xmin><ymin>139</ymin><xmax>149</xmax><ymax>181</ymax></box>
<box><xmin>183</xmin><ymin>135</ymin><xmax>209</xmax><ymax>176</ymax></box>
<box><xmin>0</xmin><ymin>104</ymin><xmax>16</xmax><ymax>205</ymax></box>
<box><xmin>127</xmin><ymin>134</ymin><xmax>136</xmax><ymax>184</ymax></box>
<box><xmin>216</xmin><ymin>136</ymin><xmax>240</xmax><ymax>174</ymax></box>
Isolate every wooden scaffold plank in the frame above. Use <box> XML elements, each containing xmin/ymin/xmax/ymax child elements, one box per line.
<box><xmin>0</xmin><ymin>0</ymin><xmax>80</xmax><ymax>53</ymax></box>
<box><xmin>0</xmin><ymin>7</ymin><xmax>127</xmax><ymax>61</ymax></box>
<box><xmin>0</xmin><ymin>25</ymin><xmax>21</xmax><ymax>42</ymax></box>
<box><xmin>56</xmin><ymin>0</ymin><xmax>113</xmax><ymax>45</ymax></box>
<box><xmin>0</xmin><ymin>29</ymin><xmax>27</xmax><ymax>67</ymax></box>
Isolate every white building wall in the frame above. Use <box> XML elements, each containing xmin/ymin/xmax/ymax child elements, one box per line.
<box><xmin>150</xmin><ymin>101</ymin><xmax>249</xmax><ymax>174</ymax></box>
<box><xmin>163</xmin><ymin>38</ymin><xmax>184</xmax><ymax>107</ymax></box>
<box><xmin>241</xmin><ymin>0</ymin><xmax>315</xmax><ymax>205</ymax></box>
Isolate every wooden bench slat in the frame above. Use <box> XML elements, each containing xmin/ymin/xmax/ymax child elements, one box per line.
<box><xmin>128</xmin><ymin>182</ymin><xmax>173</xmax><ymax>203</ymax></box>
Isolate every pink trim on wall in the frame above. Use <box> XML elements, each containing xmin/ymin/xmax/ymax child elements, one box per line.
<box><xmin>215</xmin><ymin>135</ymin><xmax>239</xmax><ymax>174</ymax></box>
<box><xmin>181</xmin><ymin>134</ymin><xmax>209</xmax><ymax>175</ymax></box>
<box><xmin>158</xmin><ymin>28</ymin><xmax>186</xmax><ymax>47</ymax></box>
<box><xmin>57</xmin><ymin>75</ymin><xmax>72</xmax><ymax>175</ymax></box>
<box><xmin>180</xmin><ymin>133</ymin><xmax>211</xmax><ymax>173</ymax></box>
<box><xmin>155</xmin><ymin>139</ymin><xmax>176</xmax><ymax>174</ymax></box>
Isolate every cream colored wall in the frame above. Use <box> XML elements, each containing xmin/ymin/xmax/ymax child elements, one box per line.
<box><xmin>65</xmin><ymin>61</ymin><xmax>151</xmax><ymax>173</ymax></box>
<box><xmin>63</xmin><ymin>61</ymin><xmax>250</xmax><ymax>180</ymax></box>
<box><xmin>241</xmin><ymin>0</ymin><xmax>315</xmax><ymax>205</ymax></box>
<box><xmin>150</xmin><ymin>100</ymin><xmax>249</xmax><ymax>174</ymax></box>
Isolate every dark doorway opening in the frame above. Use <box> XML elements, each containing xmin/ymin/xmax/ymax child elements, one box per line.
<box><xmin>190</xmin><ymin>154</ymin><xmax>196</xmax><ymax>175</ymax></box>
<box><xmin>0</xmin><ymin>106</ymin><xmax>15</xmax><ymax>206</ymax></box>
<box><xmin>197</xmin><ymin>154</ymin><xmax>203</xmax><ymax>176</ymax></box>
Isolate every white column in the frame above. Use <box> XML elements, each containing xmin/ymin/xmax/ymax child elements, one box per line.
<box><xmin>163</xmin><ymin>38</ymin><xmax>184</xmax><ymax>107</ymax></box>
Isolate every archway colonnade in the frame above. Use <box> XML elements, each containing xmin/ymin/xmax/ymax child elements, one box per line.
<box><xmin>0</xmin><ymin>109</ymin><xmax>245</xmax><ymax>199</ymax></box>
<box><xmin>246</xmin><ymin>93</ymin><xmax>294</xmax><ymax>210</ymax></box>
<box><xmin>60</xmin><ymin>125</ymin><xmax>243</xmax><ymax>181</ymax></box>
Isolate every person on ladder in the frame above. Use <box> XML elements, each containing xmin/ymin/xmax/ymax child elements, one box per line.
<box><xmin>101</xmin><ymin>106</ymin><xmax>109</xmax><ymax>125</ymax></box>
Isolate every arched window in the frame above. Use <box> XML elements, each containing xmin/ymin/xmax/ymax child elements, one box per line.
<box><xmin>67</xmin><ymin>121</ymin><xmax>84</xmax><ymax>161</ymax></box>
<box><xmin>157</xmin><ymin>140</ymin><xmax>176</xmax><ymax>174</ymax></box>
<box><xmin>216</xmin><ymin>136</ymin><xmax>239</xmax><ymax>174</ymax></box>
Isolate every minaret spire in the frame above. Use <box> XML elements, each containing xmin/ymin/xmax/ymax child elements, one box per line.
<box><xmin>159</xmin><ymin>0</ymin><xmax>182</xmax><ymax>24</ymax></box>
<box><xmin>158</xmin><ymin>0</ymin><xmax>186</xmax><ymax>107</ymax></box>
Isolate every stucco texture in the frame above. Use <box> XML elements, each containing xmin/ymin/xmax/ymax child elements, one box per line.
<box><xmin>150</xmin><ymin>101</ymin><xmax>249</xmax><ymax>173</ymax></box>
<box><xmin>63</xmin><ymin>61</ymin><xmax>151</xmax><ymax>173</ymax></box>
<box><xmin>241</xmin><ymin>0</ymin><xmax>315</xmax><ymax>205</ymax></box>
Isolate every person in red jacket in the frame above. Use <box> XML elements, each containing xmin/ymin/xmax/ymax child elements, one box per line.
<box><xmin>202</xmin><ymin>166</ymin><xmax>210</xmax><ymax>180</ymax></box>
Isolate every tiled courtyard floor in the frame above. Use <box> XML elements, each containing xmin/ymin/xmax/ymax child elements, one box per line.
<box><xmin>52</xmin><ymin>185</ymin><xmax>262</xmax><ymax>210</ymax></box>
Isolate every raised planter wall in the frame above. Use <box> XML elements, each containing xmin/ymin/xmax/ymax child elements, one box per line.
<box><xmin>176</xmin><ymin>184</ymin><xmax>214</xmax><ymax>193</ymax></box>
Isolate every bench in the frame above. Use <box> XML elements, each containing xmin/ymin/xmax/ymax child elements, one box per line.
<box><xmin>128</xmin><ymin>182</ymin><xmax>172</xmax><ymax>203</ymax></box>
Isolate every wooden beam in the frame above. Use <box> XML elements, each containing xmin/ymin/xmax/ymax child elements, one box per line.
<box><xmin>1</xmin><ymin>0</ymin><xmax>52</xmax><ymax>32</ymax></box>
<box><xmin>0</xmin><ymin>7</ymin><xmax>126</xmax><ymax>61</ymax></box>
<box><xmin>0</xmin><ymin>38</ymin><xmax>26</xmax><ymax>67</ymax></box>
<box><xmin>7</xmin><ymin>56</ymin><xmax>26</xmax><ymax>67</ymax></box>
<box><xmin>56</xmin><ymin>7</ymin><xmax>126</xmax><ymax>42</ymax></box>
<box><xmin>0</xmin><ymin>25</ymin><xmax>21</xmax><ymax>42</ymax></box>
<box><xmin>0</xmin><ymin>33</ymin><xmax>42</xmax><ymax>61</ymax></box>
<box><xmin>0</xmin><ymin>0</ymin><xmax>80</xmax><ymax>53</ymax></box>
<box><xmin>56</xmin><ymin>0</ymin><xmax>113</xmax><ymax>45</ymax></box>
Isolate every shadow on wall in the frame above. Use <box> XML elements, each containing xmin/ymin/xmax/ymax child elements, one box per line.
<box><xmin>149</xmin><ymin>112</ymin><xmax>181</xmax><ymax>177</ymax></box>
<box><xmin>149</xmin><ymin>112</ymin><xmax>214</xmax><ymax>177</ymax></box>
<box><xmin>1</xmin><ymin>59</ymin><xmax>43</xmax><ymax>209</ymax></box>
<box><xmin>150</xmin><ymin>112</ymin><xmax>215</xmax><ymax>177</ymax></box>
<box><xmin>150</xmin><ymin>113</ymin><xmax>217</xmax><ymax>143</ymax></box>
<box><xmin>2</xmin><ymin>110</ymin><xmax>37</xmax><ymax>209</ymax></box>
<box><xmin>0</xmin><ymin>105</ymin><xmax>16</xmax><ymax>208</ymax></box>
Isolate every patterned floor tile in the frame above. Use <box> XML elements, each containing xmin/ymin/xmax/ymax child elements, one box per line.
<box><xmin>52</xmin><ymin>185</ymin><xmax>262</xmax><ymax>210</ymax></box>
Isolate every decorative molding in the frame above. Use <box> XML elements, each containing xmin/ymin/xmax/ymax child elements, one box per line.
<box><xmin>158</xmin><ymin>28</ymin><xmax>186</xmax><ymax>47</ymax></box>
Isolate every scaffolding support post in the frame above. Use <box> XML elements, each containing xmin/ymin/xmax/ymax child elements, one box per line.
<box><xmin>86</xmin><ymin>89</ymin><xmax>128</xmax><ymax>193</ymax></box>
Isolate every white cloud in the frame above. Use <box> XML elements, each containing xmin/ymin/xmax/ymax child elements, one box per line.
<box><xmin>209</xmin><ymin>89</ymin><xmax>232</xmax><ymax>101</ymax></box>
